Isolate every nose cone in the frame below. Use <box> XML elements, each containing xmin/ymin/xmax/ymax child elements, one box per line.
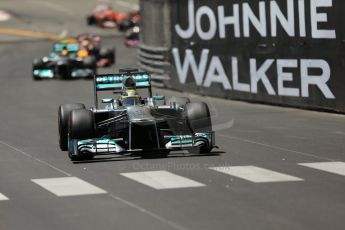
<box><xmin>127</xmin><ymin>106</ymin><xmax>154</xmax><ymax>122</ymax></box>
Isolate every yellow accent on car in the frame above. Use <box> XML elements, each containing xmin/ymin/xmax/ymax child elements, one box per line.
<box><xmin>122</xmin><ymin>89</ymin><xmax>139</xmax><ymax>99</ymax></box>
<box><xmin>77</xmin><ymin>50</ymin><xmax>89</xmax><ymax>58</ymax></box>
<box><xmin>60</xmin><ymin>38</ymin><xmax>78</xmax><ymax>44</ymax></box>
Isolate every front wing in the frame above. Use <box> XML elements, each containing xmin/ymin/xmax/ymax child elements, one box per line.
<box><xmin>70</xmin><ymin>132</ymin><xmax>215</xmax><ymax>155</ymax></box>
<box><xmin>33</xmin><ymin>67</ymin><xmax>95</xmax><ymax>79</ymax></box>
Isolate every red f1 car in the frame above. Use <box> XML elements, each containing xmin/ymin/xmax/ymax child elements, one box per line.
<box><xmin>86</xmin><ymin>3</ymin><xmax>128</xmax><ymax>28</ymax></box>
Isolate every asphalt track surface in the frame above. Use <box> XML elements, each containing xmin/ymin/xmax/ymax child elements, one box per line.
<box><xmin>0</xmin><ymin>37</ymin><xmax>344</xmax><ymax>230</ymax></box>
<box><xmin>1</xmin><ymin>2</ymin><xmax>345</xmax><ymax>230</ymax></box>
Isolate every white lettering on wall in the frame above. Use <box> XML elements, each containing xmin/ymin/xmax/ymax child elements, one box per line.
<box><xmin>250</xmin><ymin>59</ymin><xmax>275</xmax><ymax>95</ymax></box>
<box><xmin>204</xmin><ymin>57</ymin><xmax>232</xmax><ymax>89</ymax></box>
<box><xmin>174</xmin><ymin>0</ymin><xmax>336</xmax><ymax>39</ymax></box>
<box><xmin>195</xmin><ymin>6</ymin><xmax>217</xmax><ymax>40</ymax></box>
<box><xmin>218</xmin><ymin>4</ymin><xmax>240</xmax><ymax>38</ymax></box>
<box><xmin>310</xmin><ymin>0</ymin><xmax>336</xmax><ymax>39</ymax></box>
<box><xmin>298</xmin><ymin>0</ymin><xmax>306</xmax><ymax>37</ymax></box>
<box><xmin>232</xmin><ymin>57</ymin><xmax>250</xmax><ymax>92</ymax></box>
<box><xmin>175</xmin><ymin>0</ymin><xmax>195</xmax><ymax>39</ymax></box>
<box><xmin>172</xmin><ymin>48</ymin><xmax>209</xmax><ymax>85</ymax></box>
<box><xmin>270</xmin><ymin>0</ymin><xmax>295</xmax><ymax>37</ymax></box>
<box><xmin>243</xmin><ymin>2</ymin><xmax>267</xmax><ymax>37</ymax></box>
<box><xmin>301</xmin><ymin>59</ymin><xmax>335</xmax><ymax>99</ymax></box>
<box><xmin>277</xmin><ymin>59</ymin><xmax>299</xmax><ymax>97</ymax></box>
<box><xmin>172</xmin><ymin>48</ymin><xmax>335</xmax><ymax>99</ymax></box>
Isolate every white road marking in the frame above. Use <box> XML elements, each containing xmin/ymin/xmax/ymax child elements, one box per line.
<box><xmin>213</xmin><ymin>119</ymin><xmax>235</xmax><ymax>132</ymax></box>
<box><xmin>108</xmin><ymin>193</ymin><xmax>189</xmax><ymax>230</ymax></box>
<box><xmin>298</xmin><ymin>162</ymin><xmax>345</xmax><ymax>177</ymax></box>
<box><xmin>0</xmin><ymin>141</ymin><xmax>187</xmax><ymax>230</ymax></box>
<box><xmin>0</xmin><ymin>193</ymin><xmax>9</xmax><ymax>201</ymax></box>
<box><xmin>31</xmin><ymin>177</ymin><xmax>107</xmax><ymax>197</ymax></box>
<box><xmin>0</xmin><ymin>140</ymin><xmax>187</xmax><ymax>229</ymax></box>
<box><xmin>121</xmin><ymin>170</ymin><xmax>205</xmax><ymax>189</ymax></box>
<box><xmin>334</xmin><ymin>131</ymin><xmax>345</xmax><ymax>136</ymax></box>
<box><xmin>0</xmin><ymin>139</ymin><xmax>71</xmax><ymax>176</ymax></box>
<box><xmin>210</xmin><ymin>165</ymin><xmax>304</xmax><ymax>183</ymax></box>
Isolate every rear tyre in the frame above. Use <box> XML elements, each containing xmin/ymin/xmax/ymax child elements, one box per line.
<box><xmin>58</xmin><ymin>103</ymin><xmax>85</xmax><ymax>151</ymax></box>
<box><xmin>185</xmin><ymin>102</ymin><xmax>213</xmax><ymax>153</ymax></box>
<box><xmin>99</xmin><ymin>48</ymin><xmax>115</xmax><ymax>65</ymax></box>
<box><xmin>166</xmin><ymin>96</ymin><xmax>190</xmax><ymax>109</ymax></box>
<box><xmin>83</xmin><ymin>56</ymin><xmax>97</xmax><ymax>68</ymax></box>
<box><xmin>87</xmin><ymin>15</ymin><xmax>95</xmax><ymax>25</ymax></box>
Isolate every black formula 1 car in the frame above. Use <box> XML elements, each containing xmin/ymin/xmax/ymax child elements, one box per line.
<box><xmin>58</xmin><ymin>68</ymin><xmax>215</xmax><ymax>161</ymax></box>
<box><xmin>118</xmin><ymin>11</ymin><xmax>141</xmax><ymax>32</ymax></box>
<box><xmin>76</xmin><ymin>34</ymin><xmax>115</xmax><ymax>67</ymax></box>
<box><xmin>32</xmin><ymin>38</ymin><xmax>97</xmax><ymax>80</ymax></box>
<box><xmin>124</xmin><ymin>26</ymin><xmax>139</xmax><ymax>48</ymax></box>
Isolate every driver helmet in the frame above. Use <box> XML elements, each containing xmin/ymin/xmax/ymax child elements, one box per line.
<box><xmin>61</xmin><ymin>46</ymin><xmax>68</xmax><ymax>56</ymax></box>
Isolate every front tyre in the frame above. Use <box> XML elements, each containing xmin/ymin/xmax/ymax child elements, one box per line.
<box><xmin>68</xmin><ymin>109</ymin><xmax>95</xmax><ymax>161</ymax></box>
<box><xmin>185</xmin><ymin>102</ymin><xmax>212</xmax><ymax>133</ymax></box>
<box><xmin>58</xmin><ymin>103</ymin><xmax>85</xmax><ymax>151</ymax></box>
<box><xmin>185</xmin><ymin>102</ymin><xmax>213</xmax><ymax>153</ymax></box>
<box><xmin>69</xmin><ymin>109</ymin><xmax>95</xmax><ymax>140</ymax></box>
<box><xmin>83</xmin><ymin>56</ymin><xmax>97</xmax><ymax>68</ymax></box>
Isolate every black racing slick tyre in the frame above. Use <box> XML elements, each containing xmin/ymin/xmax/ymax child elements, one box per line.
<box><xmin>68</xmin><ymin>109</ymin><xmax>95</xmax><ymax>140</ymax></box>
<box><xmin>185</xmin><ymin>102</ymin><xmax>213</xmax><ymax>153</ymax></box>
<box><xmin>33</xmin><ymin>58</ymin><xmax>44</xmax><ymax>68</ymax></box>
<box><xmin>167</xmin><ymin>96</ymin><xmax>190</xmax><ymax>109</ymax></box>
<box><xmin>58</xmin><ymin>103</ymin><xmax>85</xmax><ymax>151</ymax></box>
<box><xmin>87</xmin><ymin>15</ymin><xmax>95</xmax><ymax>25</ymax></box>
<box><xmin>68</xmin><ymin>109</ymin><xmax>95</xmax><ymax>161</ymax></box>
<box><xmin>83</xmin><ymin>56</ymin><xmax>97</xmax><ymax>68</ymax></box>
<box><xmin>99</xmin><ymin>48</ymin><xmax>115</xmax><ymax>65</ymax></box>
<box><xmin>185</xmin><ymin>102</ymin><xmax>212</xmax><ymax>133</ymax></box>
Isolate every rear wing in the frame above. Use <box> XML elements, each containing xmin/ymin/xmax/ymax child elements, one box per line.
<box><xmin>53</xmin><ymin>43</ymin><xmax>80</xmax><ymax>52</ymax></box>
<box><xmin>93</xmin><ymin>71</ymin><xmax>152</xmax><ymax>108</ymax></box>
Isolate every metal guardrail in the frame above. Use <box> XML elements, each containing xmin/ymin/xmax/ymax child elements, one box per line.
<box><xmin>138</xmin><ymin>43</ymin><xmax>171</xmax><ymax>87</ymax></box>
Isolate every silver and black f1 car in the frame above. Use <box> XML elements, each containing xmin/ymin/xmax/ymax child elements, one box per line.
<box><xmin>58</xmin><ymin>68</ymin><xmax>215</xmax><ymax>161</ymax></box>
<box><xmin>33</xmin><ymin>39</ymin><xmax>97</xmax><ymax>80</ymax></box>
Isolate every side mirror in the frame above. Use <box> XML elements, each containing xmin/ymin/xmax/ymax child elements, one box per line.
<box><xmin>101</xmin><ymin>98</ymin><xmax>114</xmax><ymax>103</ymax></box>
<box><xmin>153</xmin><ymin>95</ymin><xmax>165</xmax><ymax>101</ymax></box>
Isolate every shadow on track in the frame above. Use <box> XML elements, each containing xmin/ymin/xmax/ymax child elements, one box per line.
<box><xmin>72</xmin><ymin>151</ymin><xmax>225</xmax><ymax>164</ymax></box>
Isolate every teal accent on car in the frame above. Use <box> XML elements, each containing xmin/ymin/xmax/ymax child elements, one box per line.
<box><xmin>153</xmin><ymin>95</ymin><xmax>165</xmax><ymax>101</ymax></box>
<box><xmin>33</xmin><ymin>69</ymin><xmax>54</xmax><ymax>78</ymax></box>
<box><xmin>102</xmin><ymin>98</ymin><xmax>114</xmax><ymax>103</ymax></box>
